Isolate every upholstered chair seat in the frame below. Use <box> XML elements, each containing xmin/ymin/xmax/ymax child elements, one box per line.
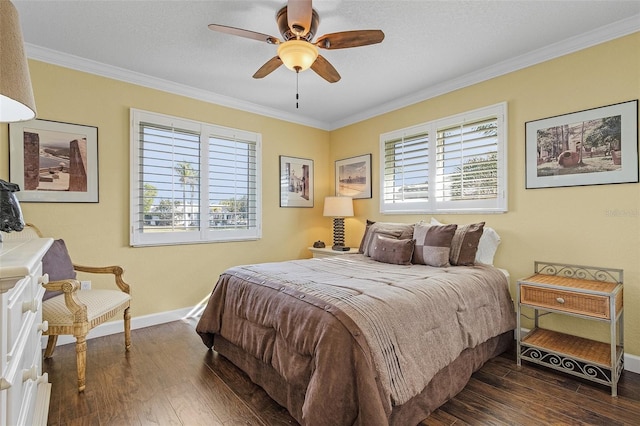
<box><xmin>43</xmin><ymin>289</ymin><xmax>131</xmax><ymax>332</ymax></box>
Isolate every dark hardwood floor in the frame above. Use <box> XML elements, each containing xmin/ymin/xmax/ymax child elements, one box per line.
<box><xmin>45</xmin><ymin>319</ymin><xmax>640</xmax><ymax>425</ymax></box>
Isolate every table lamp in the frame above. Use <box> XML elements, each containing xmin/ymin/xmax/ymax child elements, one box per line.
<box><xmin>1</xmin><ymin>0</ymin><xmax>37</xmax><ymax>122</ymax></box>
<box><xmin>323</xmin><ymin>196</ymin><xmax>353</xmax><ymax>251</ymax></box>
<box><xmin>0</xmin><ymin>1</ymin><xmax>35</xmax><ymax>243</ymax></box>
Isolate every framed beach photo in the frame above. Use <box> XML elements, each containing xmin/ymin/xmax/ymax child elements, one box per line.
<box><xmin>279</xmin><ymin>155</ymin><xmax>313</xmax><ymax>207</ymax></box>
<box><xmin>525</xmin><ymin>100</ymin><xmax>638</xmax><ymax>189</ymax></box>
<box><xmin>335</xmin><ymin>154</ymin><xmax>372</xmax><ymax>199</ymax></box>
<box><xmin>9</xmin><ymin>119</ymin><xmax>99</xmax><ymax>202</ymax></box>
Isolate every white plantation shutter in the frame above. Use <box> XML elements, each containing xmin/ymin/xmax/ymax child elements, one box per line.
<box><xmin>381</xmin><ymin>125</ymin><xmax>430</xmax><ymax>213</ymax></box>
<box><xmin>435</xmin><ymin>115</ymin><xmax>500</xmax><ymax>210</ymax></box>
<box><xmin>135</xmin><ymin>122</ymin><xmax>201</xmax><ymax>234</ymax></box>
<box><xmin>130</xmin><ymin>109</ymin><xmax>261</xmax><ymax>246</ymax></box>
<box><xmin>381</xmin><ymin>103</ymin><xmax>507</xmax><ymax>214</ymax></box>
<box><xmin>207</xmin><ymin>132</ymin><xmax>260</xmax><ymax>240</ymax></box>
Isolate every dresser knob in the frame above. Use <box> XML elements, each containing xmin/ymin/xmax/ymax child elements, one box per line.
<box><xmin>39</xmin><ymin>321</ymin><xmax>49</xmax><ymax>333</ymax></box>
<box><xmin>22</xmin><ymin>299</ymin><xmax>37</xmax><ymax>313</ymax></box>
<box><xmin>556</xmin><ymin>297</ymin><xmax>565</xmax><ymax>304</ymax></box>
<box><xmin>39</xmin><ymin>273</ymin><xmax>49</xmax><ymax>285</ymax></box>
<box><xmin>22</xmin><ymin>366</ymin><xmax>37</xmax><ymax>382</ymax></box>
<box><xmin>37</xmin><ymin>372</ymin><xmax>49</xmax><ymax>385</ymax></box>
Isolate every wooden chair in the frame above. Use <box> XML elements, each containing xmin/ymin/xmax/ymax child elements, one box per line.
<box><xmin>15</xmin><ymin>224</ymin><xmax>131</xmax><ymax>392</ymax></box>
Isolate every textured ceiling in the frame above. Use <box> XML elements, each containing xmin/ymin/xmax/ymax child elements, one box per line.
<box><xmin>14</xmin><ymin>1</ymin><xmax>640</xmax><ymax>130</ymax></box>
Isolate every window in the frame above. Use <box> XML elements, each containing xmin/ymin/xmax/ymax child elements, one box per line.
<box><xmin>130</xmin><ymin>109</ymin><xmax>261</xmax><ymax>246</ymax></box>
<box><xmin>380</xmin><ymin>103</ymin><xmax>507</xmax><ymax>214</ymax></box>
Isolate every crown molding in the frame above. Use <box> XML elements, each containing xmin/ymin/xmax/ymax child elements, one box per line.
<box><xmin>24</xmin><ymin>44</ymin><xmax>329</xmax><ymax>130</ymax></box>
<box><xmin>328</xmin><ymin>15</ymin><xmax>640</xmax><ymax>130</ymax></box>
<box><xmin>25</xmin><ymin>15</ymin><xmax>638</xmax><ymax>131</ymax></box>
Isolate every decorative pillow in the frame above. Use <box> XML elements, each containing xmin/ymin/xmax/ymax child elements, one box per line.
<box><xmin>449</xmin><ymin>222</ymin><xmax>485</xmax><ymax>266</ymax></box>
<box><xmin>361</xmin><ymin>221</ymin><xmax>415</xmax><ymax>257</ymax></box>
<box><xmin>42</xmin><ymin>239</ymin><xmax>76</xmax><ymax>301</ymax></box>
<box><xmin>358</xmin><ymin>219</ymin><xmax>376</xmax><ymax>253</ymax></box>
<box><xmin>431</xmin><ymin>218</ymin><xmax>501</xmax><ymax>265</ymax></box>
<box><xmin>370</xmin><ymin>234</ymin><xmax>415</xmax><ymax>265</ymax></box>
<box><xmin>475</xmin><ymin>226</ymin><xmax>501</xmax><ymax>265</ymax></box>
<box><xmin>411</xmin><ymin>223</ymin><xmax>457</xmax><ymax>267</ymax></box>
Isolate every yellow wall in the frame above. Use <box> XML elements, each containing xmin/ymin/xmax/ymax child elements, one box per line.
<box><xmin>0</xmin><ymin>33</ymin><xmax>638</xmax><ymax>358</ymax></box>
<box><xmin>0</xmin><ymin>61</ymin><xmax>332</xmax><ymax>317</ymax></box>
<box><xmin>331</xmin><ymin>33</ymin><xmax>640</xmax><ymax>357</ymax></box>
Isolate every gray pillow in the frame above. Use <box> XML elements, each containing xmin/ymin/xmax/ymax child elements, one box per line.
<box><xmin>370</xmin><ymin>234</ymin><xmax>415</xmax><ymax>265</ymax></box>
<box><xmin>449</xmin><ymin>222</ymin><xmax>485</xmax><ymax>266</ymax></box>
<box><xmin>412</xmin><ymin>223</ymin><xmax>457</xmax><ymax>267</ymax></box>
<box><xmin>42</xmin><ymin>239</ymin><xmax>76</xmax><ymax>301</ymax></box>
<box><xmin>358</xmin><ymin>219</ymin><xmax>376</xmax><ymax>253</ymax></box>
<box><xmin>362</xmin><ymin>222</ymin><xmax>415</xmax><ymax>256</ymax></box>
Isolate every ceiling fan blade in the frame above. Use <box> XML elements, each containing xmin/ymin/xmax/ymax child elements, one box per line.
<box><xmin>253</xmin><ymin>57</ymin><xmax>283</xmax><ymax>79</ymax></box>
<box><xmin>287</xmin><ymin>0</ymin><xmax>313</xmax><ymax>37</ymax></box>
<box><xmin>208</xmin><ymin>24</ymin><xmax>280</xmax><ymax>44</ymax></box>
<box><xmin>311</xmin><ymin>55</ymin><xmax>340</xmax><ymax>83</ymax></box>
<box><xmin>315</xmin><ymin>30</ymin><xmax>385</xmax><ymax>49</ymax></box>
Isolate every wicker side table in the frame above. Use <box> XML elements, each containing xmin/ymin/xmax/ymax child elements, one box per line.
<box><xmin>516</xmin><ymin>261</ymin><xmax>624</xmax><ymax>396</ymax></box>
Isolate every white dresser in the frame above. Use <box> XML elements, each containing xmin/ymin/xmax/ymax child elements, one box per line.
<box><xmin>1</xmin><ymin>237</ymin><xmax>53</xmax><ymax>426</ymax></box>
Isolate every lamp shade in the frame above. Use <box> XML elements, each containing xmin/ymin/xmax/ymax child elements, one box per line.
<box><xmin>277</xmin><ymin>39</ymin><xmax>319</xmax><ymax>72</ymax></box>
<box><xmin>323</xmin><ymin>196</ymin><xmax>353</xmax><ymax>217</ymax></box>
<box><xmin>0</xmin><ymin>0</ymin><xmax>37</xmax><ymax>122</ymax></box>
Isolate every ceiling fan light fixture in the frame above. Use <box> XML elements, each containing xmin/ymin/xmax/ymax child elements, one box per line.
<box><xmin>277</xmin><ymin>40</ymin><xmax>318</xmax><ymax>72</ymax></box>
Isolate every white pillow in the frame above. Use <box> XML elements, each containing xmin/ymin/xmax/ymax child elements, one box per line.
<box><xmin>430</xmin><ymin>218</ymin><xmax>501</xmax><ymax>265</ymax></box>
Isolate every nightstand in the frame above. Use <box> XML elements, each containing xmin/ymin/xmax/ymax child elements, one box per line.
<box><xmin>308</xmin><ymin>247</ymin><xmax>357</xmax><ymax>258</ymax></box>
<box><xmin>516</xmin><ymin>261</ymin><xmax>623</xmax><ymax>396</ymax></box>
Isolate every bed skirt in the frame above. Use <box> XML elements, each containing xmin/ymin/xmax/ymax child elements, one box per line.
<box><xmin>212</xmin><ymin>331</ymin><xmax>513</xmax><ymax>426</ymax></box>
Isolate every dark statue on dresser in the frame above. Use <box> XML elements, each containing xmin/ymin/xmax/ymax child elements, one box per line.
<box><xmin>0</xmin><ymin>180</ymin><xmax>25</xmax><ymax>240</ymax></box>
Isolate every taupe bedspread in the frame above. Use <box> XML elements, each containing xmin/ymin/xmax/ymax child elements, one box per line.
<box><xmin>197</xmin><ymin>255</ymin><xmax>516</xmax><ymax>425</ymax></box>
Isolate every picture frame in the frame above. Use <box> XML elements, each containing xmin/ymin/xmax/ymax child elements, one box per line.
<box><xmin>335</xmin><ymin>153</ymin><xmax>372</xmax><ymax>199</ymax></box>
<box><xmin>279</xmin><ymin>155</ymin><xmax>313</xmax><ymax>207</ymax></box>
<box><xmin>9</xmin><ymin>118</ymin><xmax>99</xmax><ymax>202</ymax></box>
<box><xmin>525</xmin><ymin>100</ymin><xmax>638</xmax><ymax>189</ymax></box>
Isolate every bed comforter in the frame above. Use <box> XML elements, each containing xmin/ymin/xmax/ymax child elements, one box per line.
<box><xmin>197</xmin><ymin>254</ymin><xmax>516</xmax><ymax>425</ymax></box>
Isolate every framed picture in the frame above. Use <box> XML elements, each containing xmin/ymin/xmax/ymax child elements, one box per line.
<box><xmin>525</xmin><ymin>100</ymin><xmax>638</xmax><ymax>189</ymax></box>
<box><xmin>9</xmin><ymin>119</ymin><xmax>99</xmax><ymax>202</ymax></box>
<box><xmin>335</xmin><ymin>153</ymin><xmax>372</xmax><ymax>199</ymax></box>
<box><xmin>280</xmin><ymin>155</ymin><xmax>313</xmax><ymax>207</ymax></box>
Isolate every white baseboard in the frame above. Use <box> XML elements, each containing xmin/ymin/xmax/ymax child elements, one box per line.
<box><xmin>624</xmin><ymin>352</ymin><xmax>640</xmax><ymax>374</ymax></box>
<box><xmin>44</xmin><ymin>310</ymin><xmax>640</xmax><ymax>375</ymax></box>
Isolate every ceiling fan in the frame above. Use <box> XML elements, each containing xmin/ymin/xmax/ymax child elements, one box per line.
<box><xmin>208</xmin><ymin>0</ymin><xmax>385</xmax><ymax>83</ymax></box>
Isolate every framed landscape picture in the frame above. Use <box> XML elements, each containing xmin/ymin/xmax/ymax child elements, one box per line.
<box><xmin>335</xmin><ymin>154</ymin><xmax>372</xmax><ymax>199</ymax></box>
<box><xmin>525</xmin><ymin>100</ymin><xmax>638</xmax><ymax>189</ymax></box>
<box><xmin>279</xmin><ymin>155</ymin><xmax>313</xmax><ymax>207</ymax></box>
<box><xmin>9</xmin><ymin>119</ymin><xmax>99</xmax><ymax>202</ymax></box>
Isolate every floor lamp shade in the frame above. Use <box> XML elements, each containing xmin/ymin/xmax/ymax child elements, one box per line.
<box><xmin>323</xmin><ymin>196</ymin><xmax>353</xmax><ymax>251</ymax></box>
<box><xmin>0</xmin><ymin>0</ymin><xmax>37</xmax><ymax>122</ymax></box>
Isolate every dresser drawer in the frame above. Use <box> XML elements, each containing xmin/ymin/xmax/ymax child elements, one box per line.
<box><xmin>520</xmin><ymin>284</ymin><xmax>611</xmax><ymax>319</ymax></box>
<box><xmin>4</xmin><ymin>312</ymin><xmax>39</xmax><ymax>426</ymax></box>
<box><xmin>16</xmin><ymin>350</ymin><xmax>43</xmax><ymax>426</ymax></box>
<box><xmin>1</xmin><ymin>237</ymin><xmax>53</xmax><ymax>426</ymax></box>
<box><xmin>6</xmin><ymin>276</ymin><xmax>32</xmax><ymax>349</ymax></box>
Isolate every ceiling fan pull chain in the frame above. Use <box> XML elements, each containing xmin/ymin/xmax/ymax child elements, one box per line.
<box><xmin>296</xmin><ymin>67</ymin><xmax>300</xmax><ymax>109</ymax></box>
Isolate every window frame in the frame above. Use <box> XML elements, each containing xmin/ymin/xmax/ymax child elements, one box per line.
<box><xmin>130</xmin><ymin>109</ymin><xmax>262</xmax><ymax>247</ymax></box>
<box><xmin>380</xmin><ymin>102</ymin><xmax>507</xmax><ymax>214</ymax></box>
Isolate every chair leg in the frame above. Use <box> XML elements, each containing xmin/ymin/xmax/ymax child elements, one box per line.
<box><xmin>44</xmin><ymin>335</ymin><xmax>58</xmax><ymax>358</ymax></box>
<box><xmin>124</xmin><ymin>307</ymin><xmax>131</xmax><ymax>351</ymax></box>
<box><xmin>75</xmin><ymin>335</ymin><xmax>87</xmax><ymax>392</ymax></box>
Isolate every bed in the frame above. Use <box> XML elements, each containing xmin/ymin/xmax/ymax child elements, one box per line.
<box><xmin>196</xmin><ymin>221</ymin><xmax>517</xmax><ymax>425</ymax></box>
